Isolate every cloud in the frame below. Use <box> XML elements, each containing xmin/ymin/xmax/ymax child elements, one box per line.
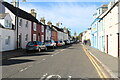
<box><xmin>19</xmin><ymin>2</ymin><xmax>100</xmax><ymax>35</ymax></box>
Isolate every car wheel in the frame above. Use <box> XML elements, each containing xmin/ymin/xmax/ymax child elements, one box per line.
<box><xmin>38</xmin><ymin>48</ymin><xmax>41</xmax><ymax>52</ymax></box>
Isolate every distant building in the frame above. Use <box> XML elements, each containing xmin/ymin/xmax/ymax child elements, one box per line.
<box><xmin>82</xmin><ymin>28</ymin><xmax>91</xmax><ymax>45</ymax></box>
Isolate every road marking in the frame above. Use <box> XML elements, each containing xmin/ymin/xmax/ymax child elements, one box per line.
<box><xmin>51</xmin><ymin>55</ymin><xmax>54</xmax><ymax>56</ymax></box>
<box><xmin>40</xmin><ymin>73</ymin><xmax>48</xmax><ymax>80</ymax></box>
<box><xmin>61</xmin><ymin>49</ymin><xmax>65</xmax><ymax>51</ymax></box>
<box><xmin>68</xmin><ymin>76</ymin><xmax>72</xmax><ymax>80</ymax></box>
<box><xmin>82</xmin><ymin>45</ymin><xmax>108</xmax><ymax>80</ymax></box>
<box><xmin>42</xmin><ymin>59</ymin><xmax>46</xmax><ymax>61</ymax></box>
<box><xmin>46</xmin><ymin>75</ymin><xmax>61</xmax><ymax>80</ymax></box>
<box><xmin>19</xmin><ymin>67</ymin><xmax>28</xmax><ymax>72</ymax></box>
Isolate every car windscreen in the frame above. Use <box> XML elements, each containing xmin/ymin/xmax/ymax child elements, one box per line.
<box><xmin>45</xmin><ymin>41</ymin><xmax>51</xmax><ymax>43</ymax></box>
<box><xmin>27</xmin><ymin>41</ymin><xmax>37</xmax><ymax>46</ymax></box>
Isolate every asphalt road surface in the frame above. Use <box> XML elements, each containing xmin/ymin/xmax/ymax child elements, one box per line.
<box><xmin>2</xmin><ymin>43</ymin><xmax>100</xmax><ymax>79</ymax></box>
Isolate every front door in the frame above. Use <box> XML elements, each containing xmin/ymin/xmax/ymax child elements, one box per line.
<box><xmin>106</xmin><ymin>35</ymin><xmax>108</xmax><ymax>54</ymax></box>
<box><xmin>19</xmin><ymin>34</ymin><xmax>22</xmax><ymax>48</ymax></box>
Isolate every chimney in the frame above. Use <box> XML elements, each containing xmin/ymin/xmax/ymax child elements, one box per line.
<box><xmin>40</xmin><ymin>17</ymin><xmax>45</xmax><ymax>24</ymax></box>
<box><xmin>30</xmin><ymin>9</ymin><xmax>37</xmax><ymax>18</ymax></box>
<box><xmin>11</xmin><ymin>0</ymin><xmax>16</xmax><ymax>7</ymax></box>
<box><xmin>47</xmin><ymin>21</ymin><xmax>52</xmax><ymax>27</ymax></box>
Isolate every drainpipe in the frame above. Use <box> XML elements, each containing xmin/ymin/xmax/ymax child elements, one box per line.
<box><xmin>117</xmin><ymin>33</ymin><xmax>119</xmax><ymax>58</ymax></box>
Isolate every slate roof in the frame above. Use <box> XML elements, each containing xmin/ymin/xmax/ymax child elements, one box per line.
<box><xmin>2</xmin><ymin>2</ymin><xmax>42</xmax><ymax>24</ymax></box>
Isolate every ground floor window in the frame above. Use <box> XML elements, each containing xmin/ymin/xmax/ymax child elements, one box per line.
<box><xmin>5</xmin><ymin>36</ymin><xmax>10</xmax><ymax>45</ymax></box>
<box><xmin>33</xmin><ymin>34</ymin><xmax>36</xmax><ymax>41</ymax></box>
<box><xmin>42</xmin><ymin>35</ymin><xmax>44</xmax><ymax>42</ymax></box>
<box><xmin>25</xmin><ymin>34</ymin><xmax>28</xmax><ymax>41</ymax></box>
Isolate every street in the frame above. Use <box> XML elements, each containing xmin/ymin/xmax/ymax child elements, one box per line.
<box><xmin>2</xmin><ymin>43</ymin><xmax>100</xmax><ymax>79</ymax></box>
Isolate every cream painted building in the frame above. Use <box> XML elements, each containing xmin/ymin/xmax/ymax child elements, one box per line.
<box><xmin>102</xmin><ymin>0</ymin><xmax>120</xmax><ymax>57</ymax></box>
<box><xmin>82</xmin><ymin>28</ymin><xmax>92</xmax><ymax>44</ymax></box>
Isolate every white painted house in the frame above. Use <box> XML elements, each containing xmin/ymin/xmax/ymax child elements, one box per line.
<box><xmin>2</xmin><ymin>2</ymin><xmax>39</xmax><ymax>49</ymax></box>
<box><xmin>99</xmin><ymin>0</ymin><xmax>120</xmax><ymax>57</ymax></box>
<box><xmin>0</xmin><ymin>13</ymin><xmax>15</xmax><ymax>52</ymax></box>
<box><xmin>45</xmin><ymin>25</ymin><xmax>52</xmax><ymax>41</ymax></box>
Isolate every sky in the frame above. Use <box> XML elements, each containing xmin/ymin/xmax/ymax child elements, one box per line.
<box><xmin>6</xmin><ymin>0</ymin><xmax>111</xmax><ymax>35</ymax></box>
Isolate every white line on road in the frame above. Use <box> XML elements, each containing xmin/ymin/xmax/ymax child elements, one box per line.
<box><xmin>40</xmin><ymin>73</ymin><xmax>48</xmax><ymax>80</ymax></box>
<box><xmin>46</xmin><ymin>75</ymin><xmax>61</xmax><ymax>80</ymax></box>
<box><xmin>42</xmin><ymin>59</ymin><xmax>46</xmax><ymax>61</ymax></box>
<box><xmin>68</xmin><ymin>76</ymin><xmax>72</xmax><ymax>80</ymax></box>
<box><xmin>19</xmin><ymin>67</ymin><xmax>28</xmax><ymax>72</ymax></box>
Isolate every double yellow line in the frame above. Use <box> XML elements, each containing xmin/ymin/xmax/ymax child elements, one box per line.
<box><xmin>82</xmin><ymin>45</ymin><xmax>109</xmax><ymax>80</ymax></box>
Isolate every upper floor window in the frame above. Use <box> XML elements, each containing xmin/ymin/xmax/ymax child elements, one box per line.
<box><xmin>42</xmin><ymin>25</ymin><xmax>44</xmax><ymax>32</ymax></box>
<box><xmin>33</xmin><ymin>23</ymin><xmax>36</xmax><ymax>31</ymax></box>
<box><xmin>19</xmin><ymin>19</ymin><xmax>22</xmax><ymax>27</ymax></box>
<box><xmin>5</xmin><ymin>20</ymin><xmax>12</xmax><ymax>28</ymax></box>
<box><xmin>25</xmin><ymin>21</ymin><xmax>28</xmax><ymax>27</ymax></box>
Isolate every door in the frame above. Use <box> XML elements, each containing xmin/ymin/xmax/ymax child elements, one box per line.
<box><xmin>106</xmin><ymin>35</ymin><xmax>108</xmax><ymax>54</ymax></box>
<box><xmin>18</xmin><ymin>34</ymin><xmax>22</xmax><ymax>48</ymax></box>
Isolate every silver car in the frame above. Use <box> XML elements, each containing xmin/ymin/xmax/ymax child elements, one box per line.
<box><xmin>26</xmin><ymin>41</ymin><xmax>47</xmax><ymax>52</ymax></box>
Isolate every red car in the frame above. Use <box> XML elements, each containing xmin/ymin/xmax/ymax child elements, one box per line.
<box><xmin>55</xmin><ymin>41</ymin><xmax>62</xmax><ymax>47</ymax></box>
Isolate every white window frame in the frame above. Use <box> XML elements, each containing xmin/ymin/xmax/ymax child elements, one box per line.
<box><xmin>5</xmin><ymin>36</ymin><xmax>10</xmax><ymax>45</ymax></box>
<box><xmin>19</xmin><ymin>18</ymin><xmax>22</xmax><ymax>27</ymax></box>
<box><xmin>33</xmin><ymin>23</ymin><xmax>36</xmax><ymax>31</ymax></box>
<box><xmin>42</xmin><ymin>35</ymin><xmax>44</xmax><ymax>42</ymax></box>
<box><xmin>42</xmin><ymin>25</ymin><xmax>44</xmax><ymax>32</ymax></box>
<box><xmin>25</xmin><ymin>21</ymin><xmax>28</xmax><ymax>27</ymax></box>
<box><xmin>33</xmin><ymin>34</ymin><xmax>36</xmax><ymax>41</ymax></box>
<box><xmin>25</xmin><ymin>34</ymin><xmax>28</xmax><ymax>41</ymax></box>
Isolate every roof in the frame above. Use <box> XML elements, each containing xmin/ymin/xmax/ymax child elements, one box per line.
<box><xmin>52</xmin><ymin>25</ymin><xmax>63</xmax><ymax>32</ymax></box>
<box><xmin>0</xmin><ymin>13</ymin><xmax>8</xmax><ymax>19</ymax></box>
<box><xmin>2</xmin><ymin>2</ymin><xmax>42</xmax><ymax>24</ymax></box>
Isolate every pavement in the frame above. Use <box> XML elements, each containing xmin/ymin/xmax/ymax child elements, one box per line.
<box><xmin>83</xmin><ymin>45</ymin><xmax>119</xmax><ymax>79</ymax></box>
<box><xmin>1</xmin><ymin>49</ymin><xmax>26</xmax><ymax>60</ymax></box>
<box><xmin>2</xmin><ymin>43</ymin><xmax>101</xmax><ymax>79</ymax></box>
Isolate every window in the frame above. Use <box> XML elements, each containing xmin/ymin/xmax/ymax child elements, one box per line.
<box><xmin>5</xmin><ymin>36</ymin><xmax>10</xmax><ymax>45</ymax></box>
<box><xmin>5</xmin><ymin>20</ymin><xmax>9</xmax><ymax>28</ymax></box>
<box><xmin>42</xmin><ymin>25</ymin><xmax>44</xmax><ymax>32</ymax></box>
<box><xmin>33</xmin><ymin>23</ymin><xmax>36</xmax><ymax>31</ymax></box>
<box><xmin>26</xmin><ymin>21</ymin><xmax>28</xmax><ymax>27</ymax></box>
<box><xmin>33</xmin><ymin>34</ymin><xmax>36</xmax><ymax>41</ymax></box>
<box><xmin>19</xmin><ymin>19</ymin><xmax>22</xmax><ymax>27</ymax></box>
<box><xmin>25</xmin><ymin>34</ymin><xmax>28</xmax><ymax>41</ymax></box>
<box><xmin>42</xmin><ymin>35</ymin><xmax>44</xmax><ymax>42</ymax></box>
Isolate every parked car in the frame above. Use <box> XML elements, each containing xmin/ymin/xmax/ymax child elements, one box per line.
<box><xmin>45</xmin><ymin>40</ymin><xmax>56</xmax><ymax>49</ymax></box>
<box><xmin>60</xmin><ymin>40</ymin><xmax>65</xmax><ymax>46</ymax></box>
<box><xmin>26</xmin><ymin>41</ymin><xmax>47</xmax><ymax>52</ymax></box>
<box><xmin>66</xmin><ymin>40</ymin><xmax>70</xmax><ymax>45</ymax></box>
<box><xmin>70</xmin><ymin>40</ymin><xmax>74</xmax><ymax>44</ymax></box>
<box><xmin>55</xmin><ymin>41</ymin><xmax>62</xmax><ymax>47</ymax></box>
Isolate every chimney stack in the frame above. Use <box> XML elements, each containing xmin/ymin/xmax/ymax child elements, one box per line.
<box><xmin>47</xmin><ymin>21</ymin><xmax>52</xmax><ymax>27</ymax></box>
<box><xmin>40</xmin><ymin>17</ymin><xmax>45</xmax><ymax>25</ymax></box>
<box><xmin>30</xmin><ymin>9</ymin><xmax>37</xmax><ymax>18</ymax></box>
